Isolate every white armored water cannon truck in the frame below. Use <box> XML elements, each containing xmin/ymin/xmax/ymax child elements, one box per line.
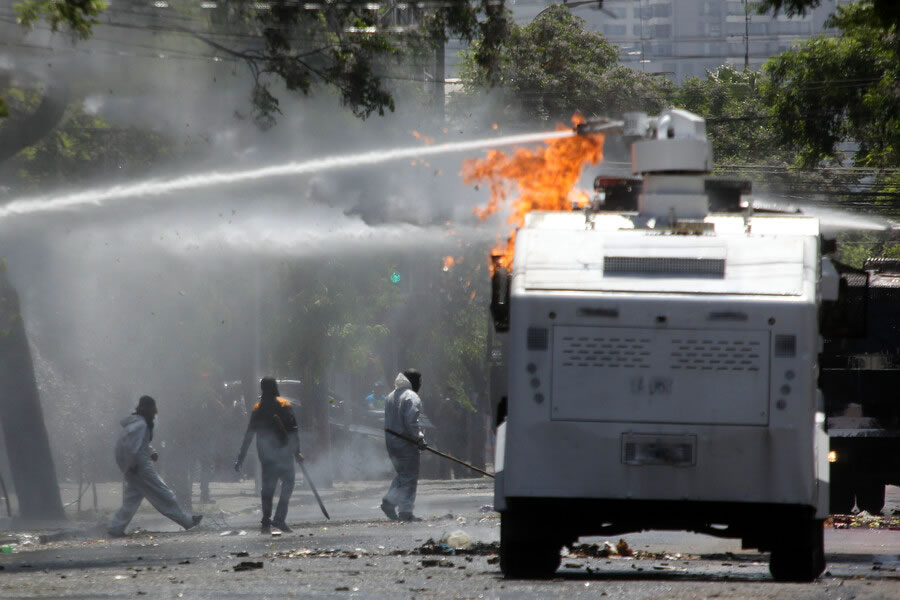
<box><xmin>490</xmin><ymin>109</ymin><xmax>833</xmax><ymax>581</ymax></box>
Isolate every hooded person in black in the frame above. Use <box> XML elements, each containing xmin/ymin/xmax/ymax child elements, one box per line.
<box><xmin>234</xmin><ymin>377</ymin><xmax>303</xmax><ymax>533</ymax></box>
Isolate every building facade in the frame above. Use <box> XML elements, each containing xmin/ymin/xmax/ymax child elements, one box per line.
<box><xmin>508</xmin><ymin>0</ymin><xmax>851</xmax><ymax>82</ymax></box>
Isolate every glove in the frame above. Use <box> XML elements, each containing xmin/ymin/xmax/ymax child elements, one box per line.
<box><xmin>150</xmin><ymin>452</ymin><xmax>159</xmax><ymax>462</ymax></box>
<box><xmin>417</xmin><ymin>437</ymin><xmax>427</xmax><ymax>451</ymax></box>
<box><xmin>295</xmin><ymin>452</ymin><xmax>304</xmax><ymax>464</ymax></box>
<box><xmin>233</xmin><ymin>460</ymin><xmax>242</xmax><ymax>472</ymax></box>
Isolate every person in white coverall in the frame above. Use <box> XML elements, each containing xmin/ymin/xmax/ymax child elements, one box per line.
<box><xmin>107</xmin><ymin>396</ymin><xmax>202</xmax><ymax>537</ymax></box>
<box><xmin>381</xmin><ymin>369</ymin><xmax>427</xmax><ymax>522</ymax></box>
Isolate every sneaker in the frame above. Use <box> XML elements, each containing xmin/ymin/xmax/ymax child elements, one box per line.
<box><xmin>107</xmin><ymin>528</ymin><xmax>127</xmax><ymax>538</ymax></box>
<box><xmin>380</xmin><ymin>500</ymin><xmax>399</xmax><ymax>521</ymax></box>
<box><xmin>185</xmin><ymin>515</ymin><xmax>203</xmax><ymax>530</ymax></box>
<box><xmin>260</xmin><ymin>524</ymin><xmax>271</xmax><ymax>534</ymax></box>
<box><xmin>398</xmin><ymin>512</ymin><xmax>422</xmax><ymax>522</ymax></box>
<box><xmin>272</xmin><ymin>520</ymin><xmax>293</xmax><ymax>533</ymax></box>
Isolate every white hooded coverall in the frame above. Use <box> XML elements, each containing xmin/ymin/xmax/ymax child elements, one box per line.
<box><xmin>382</xmin><ymin>372</ymin><xmax>425</xmax><ymax>514</ymax></box>
<box><xmin>107</xmin><ymin>414</ymin><xmax>194</xmax><ymax>535</ymax></box>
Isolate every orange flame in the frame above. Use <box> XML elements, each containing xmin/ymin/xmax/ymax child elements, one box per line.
<box><xmin>411</xmin><ymin>130</ymin><xmax>435</xmax><ymax>145</ymax></box>
<box><xmin>463</xmin><ymin>117</ymin><xmax>605</xmax><ymax>272</ymax></box>
<box><xmin>442</xmin><ymin>256</ymin><xmax>456</xmax><ymax>271</ymax></box>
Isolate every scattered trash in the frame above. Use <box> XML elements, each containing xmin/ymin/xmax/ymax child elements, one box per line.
<box><xmin>830</xmin><ymin>513</ymin><xmax>900</xmax><ymax>530</ymax></box>
<box><xmin>487</xmin><ymin>556</ymin><xmax>499</xmax><ymax>565</ymax></box>
<box><xmin>415</xmin><ymin>538</ymin><xmax>499</xmax><ymax>556</ymax></box>
<box><xmin>0</xmin><ymin>544</ymin><xmax>14</xmax><ymax>554</ymax></box>
<box><xmin>616</xmin><ymin>539</ymin><xmax>633</xmax><ymax>557</ymax></box>
<box><xmin>420</xmin><ymin>559</ymin><xmax>441</xmax><ymax>567</ymax></box>
<box><xmin>480</xmin><ymin>504</ymin><xmax>494</xmax><ymax>512</ymax></box>
<box><xmin>456</xmin><ymin>516</ymin><xmax>467</xmax><ymax>526</ymax></box>
<box><xmin>230</xmin><ymin>551</ymin><xmax>250</xmax><ymax>558</ymax></box>
<box><xmin>232</xmin><ymin>561</ymin><xmax>263</xmax><ymax>572</ymax></box>
<box><xmin>442</xmin><ymin>530</ymin><xmax>472</xmax><ymax>551</ymax></box>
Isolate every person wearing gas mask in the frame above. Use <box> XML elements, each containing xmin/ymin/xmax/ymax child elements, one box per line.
<box><xmin>381</xmin><ymin>369</ymin><xmax>427</xmax><ymax>522</ymax></box>
<box><xmin>107</xmin><ymin>396</ymin><xmax>203</xmax><ymax>537</ymax></box>
<box><xmin>234</xmin><ymin>377</ymin><xmax>303</xmax><ymax>534</ymax></box>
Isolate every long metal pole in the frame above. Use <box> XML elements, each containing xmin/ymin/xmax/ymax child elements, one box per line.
<box><xmin>385</xmin><ymin>429</ymin><xmax>495</xmax><ymax>478</ymax></box>
<box><xmin>297</xmin><ymin>458</ymin><xmax>330</xmax><ymax>520</ymax></box>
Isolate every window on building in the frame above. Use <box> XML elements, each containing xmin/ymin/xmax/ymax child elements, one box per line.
<box><xmin>749</xmin><ymin>22</ymin><xmax>768</xmax><ymax>35</ymax></box>
<box><xmin>700</xmin><ymin>1</ymin><xmax>721</xmax><ymax>17</ymax></box>
<box><xmin>726</xmin><ymin>22</ymin><xmax>745</xmax><ymax>35</ymax></box>
<box><xmin>653</xmin><ymin>24</ymin><xmax>672</xmax><ymax>38</ymax></box>
<box><xmin>633</xmin><ymin>24</ymin><xmax>643</xmax><ymax>36</ymax></box>
<box><xmin>652</xmin><ymin>4</ymin><xmax>672</xmax><ymax>18</ymax></box>
<box><xmin>653</xmin><ymin>43</ymin><xmax>673</xmax><ymax>56</ymax></box>
<box><xmin>706</xmin><ymin>23</ymin><xmax>722</xmax><ymax>37</ymax></box>
<box><xmin>604</xmin><ymin>24</ymin><xmax>627</xmax><ymax>36</ymax></box>
<box><xmin>727</xmin><ymin>1</ymin><xmax>747</xmax><ymax>16</ymax></box>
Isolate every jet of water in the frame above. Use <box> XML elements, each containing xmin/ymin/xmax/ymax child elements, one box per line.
<box><xmin>0</xmin><ymin>130</ymin><xmax>575</xmax><ymax>219</ymax></box>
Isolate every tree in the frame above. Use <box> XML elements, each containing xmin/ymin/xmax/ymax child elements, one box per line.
<box><xmin>13</xmin><ymin>0</ymin><xmax>512</xmax><ymax>126</ymax></box>
<box><xmin>14</xmin><ymin>0</ymin><xmax>107</xmax><ymax>39</ymax></box>
<box><xmin>762</xmin><ymin>1</ymin><xmax>900</xmax><ymax>169</ymax></box>
<box><xmin>757</xmin><ymin>0</ymin><xmax>900</xmax><ymax>27</ymax></box>
<box><xmin>676</xmin><ymin>64</ymin><xmax>789</xmax><ymax>166</ymax></box>
<box><xmin>0</xmin><ymin>264</ymin><xmax>65</xmax><ymax>520</ymax></box>
<box><xmin>457</xmin><ymin>5</ymin><xmax>672</xmax><ymax>124</ymax></box>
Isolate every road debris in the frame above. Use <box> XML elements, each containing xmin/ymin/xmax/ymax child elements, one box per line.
<box><xmin>232</xmin><ymin>561</ymin><xmax>263</xmax><ymax>572</ymax></box>
<box><xmin>442</xmin><ymin>530</ymin><xmax>472</xmax><ymax>550</ymax></box>
<box><xmin>414</xmin><ymin>538</ymin><xmax>499</xmax><ymax>556</ymax></box>
<box><xmin>829</xmin><ymin>513</ymin><xmax>900</xmax><ymax>530</ymax></box>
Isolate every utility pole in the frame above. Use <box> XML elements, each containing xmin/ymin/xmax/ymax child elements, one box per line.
<box><xmin>434</xmin><ymin>40</ymin><xmax>445</xmax><ymax>123</ymax></box>
<box><xmin>743</xmin><ymin>0</ymin><xmax>750</xmax><ymax>70</ymax></box>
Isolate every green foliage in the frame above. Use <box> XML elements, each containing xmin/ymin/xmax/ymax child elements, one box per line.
<box><xmin>14</xmin><ymin>0</ymin><xmax>107</xmax><ymax>39</ymax></box>
<box><xmin>192</xmin><ymin>1</ymin><xmax>510</xmax><ymax>126</ymax></box>
<box><xmin>676</xmin><ymin>65</ymin><xmax>789</xmax><ymax>166</ymax></box>
<box><xmin>757</xmin><ymin>0</ymin><xmax>900</xmax><ymax>28</ymax></box>
<box><xmin>0</xmin><ymin>97</ymin><xmax>7</xmax><ymax>118</ymax></box>
<box><xmin>1</xmin><ymin>88</ymin><xmax>173</xmax><ymax>188</ymax></box>
<box><xmin>763</xmin><ymin>1</ymin><xmax>900</xmax><ymax>169</ymax></box>
<box><xmin>458</xmin><ymin>5</ymin><xmax>672</xmax><ymax>123</ymax></box>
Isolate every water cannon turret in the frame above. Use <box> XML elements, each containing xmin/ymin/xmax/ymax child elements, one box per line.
<box><xmin>577</xmin><ymin>109</ymin><xmax>717</xmax><ymax>221</ymax></box>
<box><xmin>630</xmin><ymin>109</ymin><xmax>712</xmax><ymax>176</ymax></box>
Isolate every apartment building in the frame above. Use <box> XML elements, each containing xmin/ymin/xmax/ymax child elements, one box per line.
<box><xmin>508</xmin><ymin>0</ymin><xmax>850</xmax><ymax>81</ymax></box>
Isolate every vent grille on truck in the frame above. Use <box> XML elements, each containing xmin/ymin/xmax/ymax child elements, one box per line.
<box><xmin>668</xmin><ymin>338</ymin><xmax>762</xmax><ymax>371</ymax></box>
<box><xmin>604</xmin><ymin>256</ymin><xmax>725</xmax><ymax>277</ymax></box>
<box><xmin>560</xmin><ymin>335</ymin><xmax>652</xmax><ymax>369</ymax></box>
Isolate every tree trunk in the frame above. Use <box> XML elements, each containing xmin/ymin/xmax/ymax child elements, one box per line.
<box><xmin>0</xmin><ymin>267</ymin><xmax>65</xmax><ymax>520</ymax></box>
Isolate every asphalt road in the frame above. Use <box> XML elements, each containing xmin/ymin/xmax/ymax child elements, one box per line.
<box><xmin>1</xmin><ymin>480</ymin><xmax>899</xmax><ymax>599</ymax></box>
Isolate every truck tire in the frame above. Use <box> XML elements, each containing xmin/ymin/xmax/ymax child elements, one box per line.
<box><xmin>829</xmin><ymin>477</ymin><xmax>855</xmax><ymax>515</ymax></box>
<box><xmin>856</xmin><ymin>480</ymin><xmax>885</xmax><ymax>515</ymax></box>
<box><xmin>769</xmin><ymin>519</ymin><xmax>825</xmax><ymax>582</ymax></box>
<box><xmin>499</xmin><ymin>510</ymin><xmax>561</xmax><ymax>578</ymax></box>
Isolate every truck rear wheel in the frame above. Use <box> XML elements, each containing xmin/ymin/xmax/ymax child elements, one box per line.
<box><xmin>499</xmin><ymin>510</ymin><xmax>561</xmax><ymax>578</ymax></box>
<box><xmin>856</xmin><ymin>480</ymin><xmax>885</xmax><ymax>515</ymax></box>
<box><xmin>769</xmin><ymin>519</ymin><xmax>825</xmax><ymax>582</ymax></box>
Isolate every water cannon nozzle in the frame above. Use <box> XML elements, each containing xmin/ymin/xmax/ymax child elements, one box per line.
<box><xmin>575</xmin><ymin>119</ymin><xmax>624</xmax><ymax>136</ymax></box>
